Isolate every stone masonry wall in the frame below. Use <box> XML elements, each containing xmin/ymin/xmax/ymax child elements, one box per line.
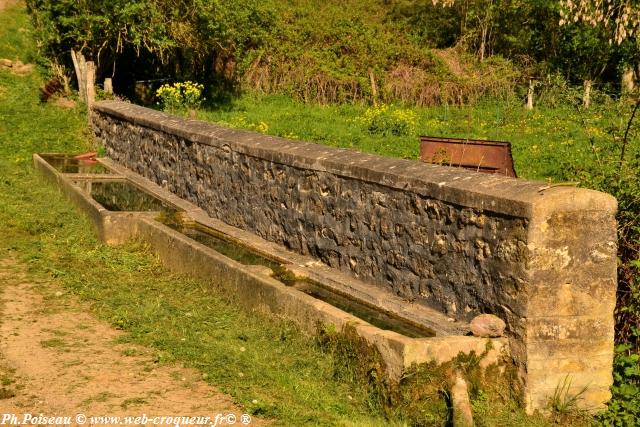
<box><xmin>91</xmin><ymin>100</ymin><xmax>618</xmax><ymax>413</ymax></box>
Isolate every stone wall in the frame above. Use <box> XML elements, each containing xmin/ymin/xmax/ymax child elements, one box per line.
<box><xmin>91</xmin><ymin>100</ymin><xmax>618</xmax><ymax>413</ymax></box>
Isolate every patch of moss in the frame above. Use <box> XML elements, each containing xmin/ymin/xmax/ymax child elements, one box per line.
<box><xmin>271</xmin><ymin>265</ymin><xmax>297</xmax><ymax>286</ymax></box>
<box><xmin>316</xmin><ymin>324</ymin><xmax>450</xmax><ymax>425</ymax></box>
<box><xmin>316</xmin><ymin>324</ymin><xmax>569</xmax><ymax>427</ymax></box>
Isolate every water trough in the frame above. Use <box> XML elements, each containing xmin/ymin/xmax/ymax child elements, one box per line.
<box><xmin>33</xmin><ymin>152</ymin><xmax>507</xmax><ymax>384</ymax></box>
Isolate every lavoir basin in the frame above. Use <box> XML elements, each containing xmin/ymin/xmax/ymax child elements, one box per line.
<box><xmin>33</xmin><ymin>152</ymin><xmax>507</xmax><ymax>384</ymax></box>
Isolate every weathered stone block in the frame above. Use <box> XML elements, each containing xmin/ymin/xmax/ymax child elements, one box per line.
<box><xmin>527</xmin><ymin>316</ymin><xmax>615</xmax><ymax>341</ymax></box>
<box><xmin>526</xmin><ymin>338</ymin><xmax>613</xmax><ymax>360</ymax></box>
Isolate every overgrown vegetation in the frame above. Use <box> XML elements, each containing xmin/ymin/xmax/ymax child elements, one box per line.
<box><xmin>24</xmin><ymin>0</ymin><xmax>640</xmax><ymax>106</ymax></box>
<box><xmin>24</xmin><ymin>0</ymin><xmax>522</xmax><ymax>104</ymax></box>
<box><xmin>318</xmin><ymin>325</ymin><xmax>592</xmax><ymax>426</ymax></box>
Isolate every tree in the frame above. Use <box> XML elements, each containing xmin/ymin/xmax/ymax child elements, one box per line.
<box><xmin>560</xmin><ymin>1</ymin><xmax>640</xmax><ymax>94</ymax></box>
<box><xmin>26</xmin><ymin>0</ymin><xmax>277</xmax><ymax>96</ymax></box>
<box><xmin>430</xmin><ymin>0</ymin><xmax>499</xmax><ymax>61</ymax></box>
<box><xmin>559</xmin><ymin>0</ymin><xmax>640</xmax><ymax>45</ymax></box>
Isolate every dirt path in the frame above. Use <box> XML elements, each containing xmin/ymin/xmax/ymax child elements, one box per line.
<box><xmin>0</xmin><ymin>259</ymin><xmax>261</xmax><ymax>426</ymax></box>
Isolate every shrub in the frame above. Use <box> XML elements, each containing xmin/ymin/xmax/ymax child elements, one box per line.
<box><xmin>359</xmin><ymin>104</ymin><xmax>417</xmax><ymax>136</ymax></box>
<box><xmin>26</xmin><ymin>0</ymin><xmax>520</xmax><ymax>106</ymax></box>
<box><xmin>598</xmin><ymin>344</ymin><xmax>640</xmax><ymax>426</ymax></box>
<box><xmin>26</xmin><ymin>0</ymin><xmax>276</xmax><ymax>96</ymax></box>
<box><xmin>156</xmin><ymin>81</ymin><xmax>204</xmax><ymax>112</ymax></box>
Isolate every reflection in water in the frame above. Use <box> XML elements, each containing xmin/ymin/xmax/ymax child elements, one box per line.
<box><xmin>157</xmin><ymin>212</ymin><xmax>435</xmax><ymax>338</ymax></box>
<box><xmin>158</xmin><ymin>212</ymin><xmax>281</xmax><ymax>269</ymax></box>
<box><xmin>293</xmin><ymin>281</ymin><xmax>435</xmax><ymax>338</ymax></box>
<box><xmin>188</xmin><ymin>226</ymin><xmax>283</xmax><ymax>269</ymax></box>
<box><xmin>40</xmin><ymin>154</ymin><xmax>112</xmax><ymax>174</ymax></box>
<box><xmin>76</xmin><ymin>180</ymin><xmax>177</xmax><ymax>213</ymax></box>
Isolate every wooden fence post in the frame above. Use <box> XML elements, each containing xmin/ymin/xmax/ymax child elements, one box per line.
<box><xmin>583</xmin><ymin>79</ymin><xmax>592</xmax><ymax>108</ymax></box>
<box><xmin>104</xmin><ymin>78</ymin><xmax>113</xmax><ymax>94</ymax></box>
<box><xmin>525</xmin><ymin>79</ymin><xmax>534</xmax><ymax>110</ymax></box>
<box><xmin>369</xmin><ymin>69</ymin><xmax>378</xmax><ymax>107</ymax></box>
<box><xmin>86</xmin><ymin>61</ymin><xmax>96</xmax><ymax>108</ymax></box>
<box><xmin>71</xmin><ymin>49</ymin><xmax>94</xmax><ymax>105</ymax></box>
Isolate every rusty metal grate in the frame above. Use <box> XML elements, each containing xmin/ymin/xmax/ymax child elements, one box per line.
<box><xmin>419</xmin><ymin>136</ymin><xmax>517</xmax><ymax>177</ymax></box>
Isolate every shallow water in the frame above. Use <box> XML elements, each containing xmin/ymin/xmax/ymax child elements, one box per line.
<box><xmin>40</xmin><ymin>154</ymin><xmax>113</xmax><ymax>174</ymax></box>
<box><xmin>42</xmin><ymin>154</ymin><xmax>437</xmax><ymax>339</ymax></box>
<box><xmin>158</xmin><ymin>212</ymin><xmax>435</xmax><ymax>338</ymax></box>
<box><xmin>158</xmin><ymin>213</ymin><xmax>282</xmax><ymax>269</ymax></box>
<box><xmin>76</xmin><ymin>180</ymin><xmax>177</xmax><ymax>213</ymax></box>
<box><xmin>186</xmin><ymin>226</ymin><xmax>282</xmax><ymax>269</ymax></box>
<box><xmin>293</xmin><ymin>281</ymin><xmax>435</xmax><ymax>338</ymax></box>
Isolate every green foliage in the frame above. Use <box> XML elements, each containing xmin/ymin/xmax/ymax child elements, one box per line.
<box><xmin>24</xmin><ymin>0</ymin><xmax>640</xmax><ymax>104</ymax></box>
<box><xmin>156</xmin><ymin>81</ymin><xmax>204</xmax><ymax>112</ymax></box>
<box><xmin>555</xmin><ymin>21</ymin><xmax>614</xmax><ymax>82</ymax></box>
<box><xmin>599</xmin><ymin>344</ymin><xmax>640</xmax><ymax>426</ymax></box>
<box><xmin>25</xmin><ymin>0</ymin><xmax>520</xmax><ymax>105</ymax></box>
<box><xmin>25</xmin><ymin>0</ymin><xmax>173</xmax><ymax>68</ymax></box>
<box><xmin>534</xmin><ymin>73</ymin><xmax>585</xmax><ymax>108</ymax></box>
<box><xmin>390</xmin><ymin>0</ymin><xmax>636</xmax><ymax>89</ymax></box>
<box><xmin>388</xmin><ymin>0</ymin><xmax>461</xmax><ymax>49</ymax></box>
<box><xmin>25</xmin><ymin>0</ymin><xmax>277</xmax><ymax>91</ymax></box>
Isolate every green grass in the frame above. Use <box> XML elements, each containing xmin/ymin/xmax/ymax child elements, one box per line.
<box><xmin>39</xmin><ymin>338</ymin><xmax>69</xmax><ymax>349</ymax></box>
<box><xmin>196</xmin><ymin>92</ymin><xmax>634</xmax><ymax>183</ymax></box>
<box><xmin>120</xmin><ymin>397</ymin><xmax>148</xmax><ymax>409</ymax></box>
<box><xmin>0</xmin><ymin>4</ymin><xmax>616</xmax><ymax>427</ymax></box>
<box><xmin>81</xmin><ymin>391</ymin><xmax>116</xmax><ymax>407</ymax></box>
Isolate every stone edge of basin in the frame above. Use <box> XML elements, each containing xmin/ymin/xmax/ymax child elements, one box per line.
<box><xmin>34</xmin><ymin>152</ymin><xmax>469</xmax><ymax>337</ymax></box>
<box><xmin>92</xmin><ymin>100</ymin><xmax>618</xmax><ymax>218</ymax></box>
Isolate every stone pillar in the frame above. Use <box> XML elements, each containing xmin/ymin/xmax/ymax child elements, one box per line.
<box><xmin>523</xmin><ymin>188</ymin><xmax>617</xmax><ymax>413</ymax></box>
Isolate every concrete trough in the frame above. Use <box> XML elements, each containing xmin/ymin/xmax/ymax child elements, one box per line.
<box><xmin>33</xmin><ymin>152</ymin><xmax>507</xmax><ymax>383</ymax></box>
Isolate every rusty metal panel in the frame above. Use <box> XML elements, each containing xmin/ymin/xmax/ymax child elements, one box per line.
<box><xmin>419</xmin><ymin>136</ymin><xmax>517</xmax><ymax>177</ymax></box>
